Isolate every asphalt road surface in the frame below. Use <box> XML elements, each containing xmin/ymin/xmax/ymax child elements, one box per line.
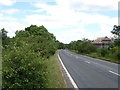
<box><xmin>59</xmin><ymin>50</ymin><xmax>119</xmax><ymax>88</ymax></box>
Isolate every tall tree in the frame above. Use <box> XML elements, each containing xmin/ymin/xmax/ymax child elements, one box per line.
<box><xmin>111</xmin><ymin>25</ymin><xmax>120</xmax><ymax>46</ymax></box>
<box><xmin>111</xmin><ymin>25</ymin><xmax>120</xmax><ymax>39</ymax></box>
<box><xmin>1</xmin><ymin>28</ymin><xmax>9</xmax><ymax>47</ymax></box>
<box><xmin>1</xmin><ymin>28</ymin><xmax>8</xmax><ymax>39</ymax></box>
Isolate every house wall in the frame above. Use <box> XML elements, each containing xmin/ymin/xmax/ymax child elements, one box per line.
<box><xmin>91</xmin><ymin>37</ymin><xmax>111</xmax><ymax>48</ymax></box>
<box><xmin>93</xmin><ymin>43</ymin><xmax>110</xmax><ymax>48</ymax></box>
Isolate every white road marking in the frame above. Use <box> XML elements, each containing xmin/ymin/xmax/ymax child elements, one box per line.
<box><xmin>85</xmin><ymin>61</ymin><xmax>90</xmax><ymax>63</ymax></box>
<box><xmin>76</xmin><ymin>56</ymin><xmax>79</xmax><ymax>59</ymax></box>
<box><xmin>58</xmin><ymin>52</ymin><xmax>79</xmax><ymax>89</ymax></box>
<box><xmin>109</xmin><ymin>70</ymin><xmax>120</xmax><ymax>76</ymax></box>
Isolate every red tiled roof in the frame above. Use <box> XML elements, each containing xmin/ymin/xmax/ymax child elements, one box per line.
<box><xmin>91</xmin><ymin>36</ymin><xmax>111</xmax><ymax>44</ymax></box>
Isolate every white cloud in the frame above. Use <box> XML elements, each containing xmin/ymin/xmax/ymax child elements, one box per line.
<box><xmin>0</xmin><ymin>14</ymin><xmax>27</xmax><ymax>37</ymax></box>
<box><xmin>0</xmin><ymin>9</ymin><xmax>20</xmax><ymax>14</ymax></box>
<box><xmin>24</xmin><ymin>10</ymin><xmax>117</xmax><ymax>43</ymax></box>
<box><xmin>0</xmin><ymin>0</ymin><xmax>118</xmax><ymax>43</ymax></box>
<box><xmin>55</xmin><ymin>0</ymin><xmax>118</xmax><ymax>11</ymax></box>
<box><xmin>55</xmin><ymin>28</ymin><xmax>94</xmax><ymax>43</ymax></box>
<box><xmin>0</xmin><ymin>0</ymin><xmax>16</xmax><ymax>6</ymax></box>
<box><xmin>0</xmin><ymin>13</ymin><xmax>17</xmax><ymax>21</ymax></box>
<box><xmin>0</xmin><ymin>22</ymin><xmax>26</xmax><ymax>37</ymax></box>
<box><xmin>30</xmin><ymin>1</ymin><xmax>117</xmax><ymax>43</ymax></box>
<box><xmin>15</xmin><ymin>0</ymin><xmax>55</xmax><ymax>3</ymax></box>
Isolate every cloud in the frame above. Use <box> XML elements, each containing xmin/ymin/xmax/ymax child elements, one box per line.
<box><xmin>55</xmin><ymin>0</ymin><xmax>118</xmax><ymax>11</ymax></box>
<box><xmin>0</xmin><ymin>22</ymin><xmax>26</xmax><ymax>37</ymax></box>
<box><xmin>0</xmin><ymin>0</ymin><xmax>16</xmax><ymax>6</ymax></box>
<box><xmin>0</xmin><ymin>9</ymin><xmax>20</xmax><ymax>14</ymax></box>
<box><xmin>15</xmin><ymin>0</ymin><xmax>55</xmax><ymax>3</ymax></box>
<box><xmin>54</xmin><ymin>28</ymin><xmax>94</xmax><ymax>43</ymax></box>
<box><xmin>0</xmin><ymin>13</ymin><xmax>17</xmax><ymax>21</ymax></box>
<box><xmin>0</xmin><ymin>14</ymin><xmax>27</xmax><ymax>37</ymax></box>
<box><xmin>0</xmin><ymin>0</ymin><xmax>117</xmax><ymax>43</ymax></box>
<box><xmin>24</xmin><ymin>11</ymin><xmax>117</xmax><ymax>43</ymax></box>
<box><xmin>30</xmin><ymin>1</ymin><xmax>117</xmax><ymax>43</ymax></box>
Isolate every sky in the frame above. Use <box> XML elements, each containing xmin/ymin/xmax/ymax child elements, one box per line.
<box><xmin>0</xmin><ymin>0</ymin><xmax>118</xmax><ymax>43</ymax></box>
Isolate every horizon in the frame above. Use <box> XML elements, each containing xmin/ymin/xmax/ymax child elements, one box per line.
<box><xmin>0</xmin><ymin>0</ymin><xmax>118</xmax><ymax>43</ymax></box>
<box><xmin>1</xmin><ymin>24</ymin><xmax>114</xmax><ymax>44</ymax></box>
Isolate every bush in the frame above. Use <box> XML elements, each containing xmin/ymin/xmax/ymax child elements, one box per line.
<box><xmin>77</xmin><ymin>42</ymin><xmax>96</xmax><ymax>54</ymax></box>
<box><xmin>3</xmin><ymin>48</ymin><xmax>47</xmax><ymax>88</ymax></box>
<box><xmin>2</xmin><ymin>25</ymin><xmax>57</xmax><ymax>88</ymax></box>
<box><xmin>110</xmin><ymin>46</ymin><xmax>120</xmax><ymax>60</ymax></box>
<box><xmin>97</xmin><ymin>48</ymin><xmax>109</xmax><ymax>57</ymax></box>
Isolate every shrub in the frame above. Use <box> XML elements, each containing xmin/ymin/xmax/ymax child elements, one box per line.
<box><xmin>110</xmin><ymin>46</ymin><xmax>120</xmax><ymax>60</ymax></box>
<box><xmin>2</xmin><ymin>25</ymin><xmax>57</xmax><ymax>88</ymax></box>
<box><xmin>97</xmin><ymin>48</ymin><xmax>109</xmax><ymax>57</ymax></box>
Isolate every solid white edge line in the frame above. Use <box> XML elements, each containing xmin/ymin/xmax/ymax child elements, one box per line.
<box><xmin>58</xmin><ymin>51</ymin><xmax>78</xmax><ymax>88</ymax></box>
<box><xmin>109</xmin><ymin>70</ymin><xmax>120</xmax><ymax>76</ymax></box>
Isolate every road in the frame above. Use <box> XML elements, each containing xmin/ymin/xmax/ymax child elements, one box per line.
<box><xmin>59</xmin><ymin>50</ymin><xmax>119</xmax><ymax>88</ymax></box>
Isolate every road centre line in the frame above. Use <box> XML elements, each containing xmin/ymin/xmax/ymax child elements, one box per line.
<box><xmin>85</xmin><ymin>61</ymin><xmax>90</xmax><ymax>63</ymax></box>
<box><xmin>109</xmin><ymin>70</ymin><xmax>120</xmax><ymax>76</ymax></box>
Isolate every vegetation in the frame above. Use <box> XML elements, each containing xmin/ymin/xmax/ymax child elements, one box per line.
<box><xmin>2</xmin><ymin>25</ymin><xmax>58</xmax><ymax>88</ymax></box>
<box><xmin>56</xmin><ymin>40</ymin><xmax>66</xmax><ymax>49</ymax></box>
<box><xmin>111</xmin><ymin>25</ymin><xmax>120</xmax><ymax>39</ymax></box>
<box><xmin>46</xmin><ymin>51</ymin><xmax>66</xmax><ymax>88</ymax></box>
<box><xmin>1</xmin><ymin>28</ymin><xmax>10</xmax><ymax>48</ymax></box>
<box><xmin>1</xmin><ymin>24</ymin><xmax>120</xmax><ymax>88</ymax></box>
<box><xmin>62</xmin><ymin>25</ymin><xmax>120</xmax><ymax>63</ymax></box>
<box><xmin>68</xmin><ymin>39</ymin><xmax>96</xmax><ymax>54</ymax></box>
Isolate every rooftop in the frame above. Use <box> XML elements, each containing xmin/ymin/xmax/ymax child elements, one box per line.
<box><xmin>91</xmin><ymin>36</ymin><xmax>111</xmax><ymax>44</ymax></box>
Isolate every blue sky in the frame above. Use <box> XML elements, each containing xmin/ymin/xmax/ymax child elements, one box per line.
<box><xmin>0</xmin><ymin>0</ymin><xmax>118</xmax><ymax>43</ymax></box>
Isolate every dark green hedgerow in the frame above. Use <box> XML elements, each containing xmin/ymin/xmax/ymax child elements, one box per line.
<box><xmin>2</xmin><ymin>25</ymin><xmax>57</xmax><ymax>88</ymax></box>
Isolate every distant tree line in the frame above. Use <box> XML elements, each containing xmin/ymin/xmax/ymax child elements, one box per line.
<box><xmin>58</xmin><ymin>25</ymin><xmax>120</xmax><ymax>62</ymax></box>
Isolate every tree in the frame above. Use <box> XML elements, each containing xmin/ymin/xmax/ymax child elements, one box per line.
<box><xmin>111</xmin><ymin>25</ymin><xmax>120</xmax><ymax>46</ymax></box>
<box><xmin>56</xmin><ymin>40</ymin><xmax>65</xmax><ymax>49</ymax></box>
<box><xmin>2</xmin><ymin>25</ymin><xmax>57</xmax><ymax>88</ymax></box>
<box><xmin>0</xmin><ymin>28</ymin><xmax>10</xmax><ymax>47</ymax></box>
<box><xmin>1</xmin><ymin>28</ymin><xmax>8</xmax><ymax>40</ymax></box>
<box><xmin>68</xmin><ymin>39</ymin><xmax>96</xmax><ymax>54</ymax></box>
<box><xmin>111</xmin><ymin>25</ymin><xmax>120</xmax><ymax>39</ymax></box>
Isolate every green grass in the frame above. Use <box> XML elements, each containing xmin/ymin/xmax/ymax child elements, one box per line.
<box><xmin>46</xmin><ymin>51</ymin><xmax>66</xmax><ymax>88</ymax></box>
<box><xmin>69</xmin><ymin>50</ymin><xmax>120</xmax><ymax>64</ymax></box>
<box><xmin>86</xmin><ymin>53</ymin><xmax>120</xmax><ymax>64</ymax></box>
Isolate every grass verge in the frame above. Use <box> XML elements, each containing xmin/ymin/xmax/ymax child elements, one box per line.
<box><xmin>69</xmin><ymin>50</ymin><xmax>119</xmax><ymax>64</ymax></box>
<box><xmin>85</xmin><ymin>53</ymin><xmax>119</xmax><ymax>64</ymax></box>
<box><xmin>46</xmin><ymin>51</ymin><xmax>66</xmax><ymax>88</ymax></box>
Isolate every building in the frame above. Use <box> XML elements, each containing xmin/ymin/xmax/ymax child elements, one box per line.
<box><xmin>91</xmin><ymin>36</ymin><xmax>111</xmax><ymax>48</ymax></box>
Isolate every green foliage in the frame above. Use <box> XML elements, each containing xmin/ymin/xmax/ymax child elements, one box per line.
<box><xmin>56</xmin><ymin>41</ymin><xmax>65</xmax><ymax>49</ymax></box>
<box><xmin>110</xmin><ymin>25</ymin><xmax>120</xmax><ymax>61</ymax></box>
<box><xmin>68</xmin><ymin>39</ymin><xmax>96</xmax><ymax>54</ymax></box>
<box><xmin>67</xmin><ymin>25</ymin><xmax>120</xmax><ymax>63</ymax></box>
<box><xmin>2</xmin><ymin>25</ymin><xmax>57</xmax><ymax>88</ymax></box>
<box><xmin>114</xmin><ymin>39</ymin><xmax>120</xmax><ymax>46</ymax></box>
<box><xmin>3</xmin><ymin>48</ymin><xmax>47</xmax><ymax>88</ymax></box>
<box><xmin>111</xmin><ymin>25</ymin><xmax>120</xmax><ymax>39</ymax></box>
<box><xmin>1</xmin><ymin>28</ymin><xmax>10</xmax><ymax>48</ymax></box>
<box><xmin>109</xmin><ymin>46</ymin><xmax>120</xmax><ymax>60</ymax></box>
<box><xmin>1</xmin><ymin>28</ymin><xmax>8</xmax><ymax>39</ymax></box>
<box><xmin>97</xmin><ymin>48</ymin><xmax>109</xmax><ymax>57</ymax></box>
<box><xmin>46</xmin><ymin>51</ymin><xmax>66</xmax><ymax>88</ymax></box>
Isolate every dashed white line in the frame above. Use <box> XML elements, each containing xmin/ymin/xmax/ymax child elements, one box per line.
<box><xmin>75</xmin><ymin>56</ymin><xmax>79</xmax><ymax>59</ymax></box>
<box><xmin>109</xmin><ymin>70</ymin><xmax>120</xmax><ymax>76</ymax></box>
<box><xmin>58</xmin><ymin>52</ymin><xmax>78</xmax><ymax>89</ymax></box>
<box><xmin>85</xmin><ymin>61</ymin><xmax>90</xmax><ymax>63</ymax></box>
